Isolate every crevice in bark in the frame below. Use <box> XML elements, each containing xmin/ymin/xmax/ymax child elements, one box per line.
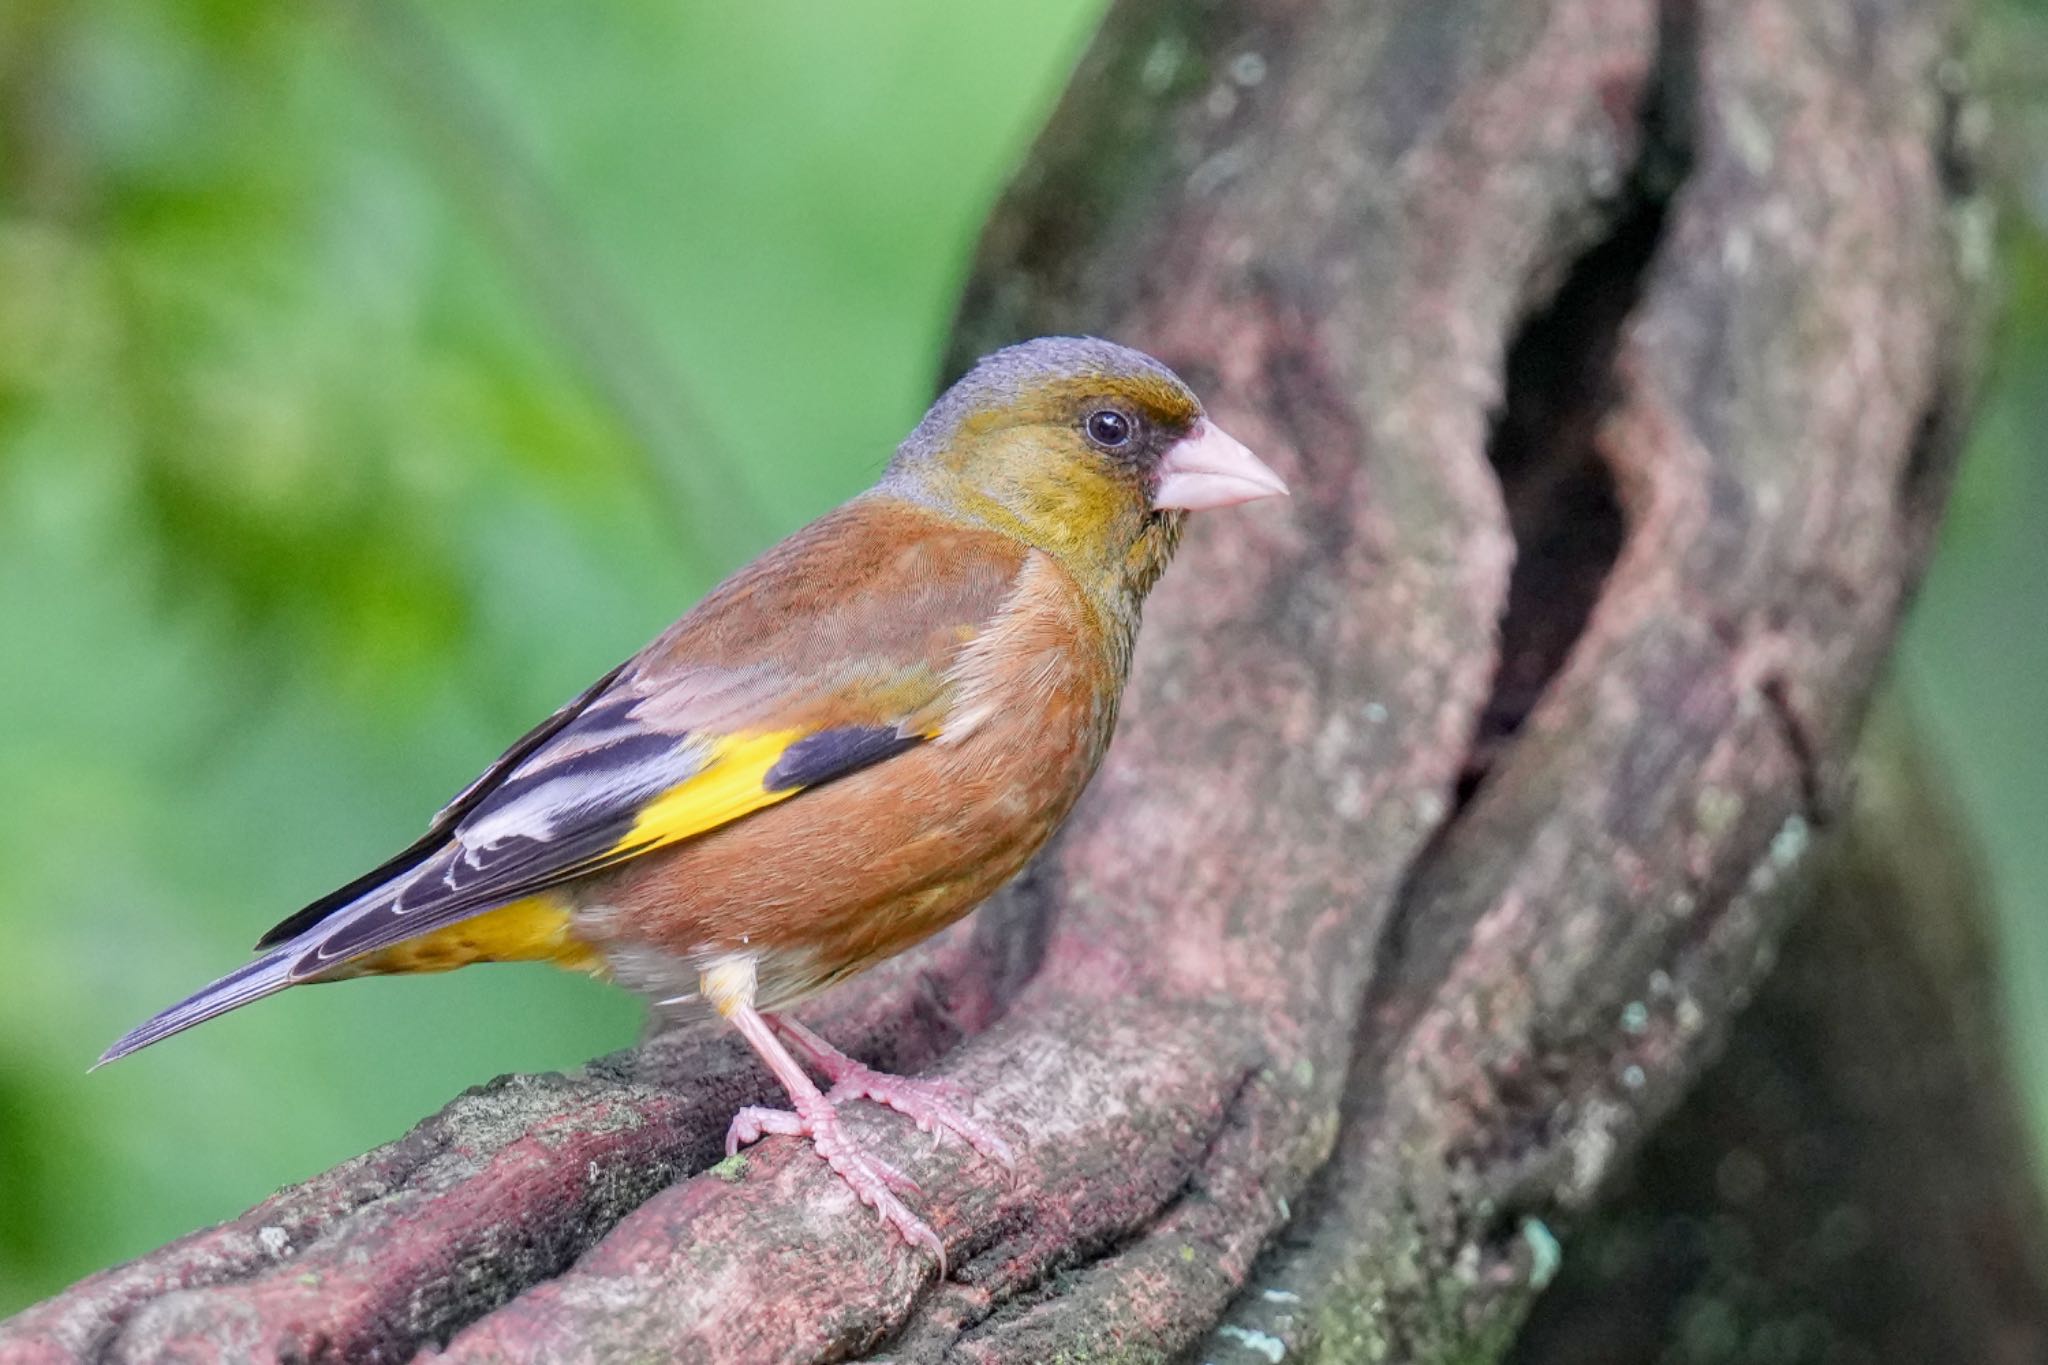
<box><xmin>1387</xmin><ymin>18</ymin><xmax>1699</xmax><ymax>1001</ymax></box>
<box><xmin>1897</xmin><ymin>398</ymin><xmax>1956</xmax><ymax>531</ymax></box>
<box><xmin>1759</xmin><ymin>673</ymin><xmax>1831</xmax><ymax>827</ymax></box>
<box><xmin>1459</xmin><ymin>3</ymin><xmax>1694</xmax><ymax>810</ymax></box>
<box><xmin>1456</xmin><ymin>219</ymin><xmax>1638</xmax><ymax>807</ymax></box>
<box><xmin>1214</xmin><ymin>13</ymin><xmax>1716</xmax><ymax>1350</ymax></box>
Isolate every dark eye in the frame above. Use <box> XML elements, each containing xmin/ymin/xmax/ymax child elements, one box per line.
<box><xmin>1084</xmin><ymin>409</ymin><xmax>1133</xmax><ymax>449</ymax></box>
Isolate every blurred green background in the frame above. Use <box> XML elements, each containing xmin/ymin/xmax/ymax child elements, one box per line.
<box><xmin>0</xmin><ymin>0</ymin><xmax>2040</xmax><ymax>1315</ymax></box>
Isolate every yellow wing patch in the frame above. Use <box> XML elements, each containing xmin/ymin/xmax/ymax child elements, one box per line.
<box><xmin>613</xmin><ymin>728</ymin><xmax>808</xmax><ymax>852</ymax></box>
<box><xmin>350</xmin><ymin>730</ymin><xmax>808</xmax><ymax>979</ymax></box>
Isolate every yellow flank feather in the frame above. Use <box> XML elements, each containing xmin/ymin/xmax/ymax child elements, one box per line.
<box><xmin>354</xmin><ymin>893</ymin><xmax>602</xmax><ymax>976</ymax></box>
<box><xmin>353</xmin><ymin>730</ymin><xmax>809</xmax><ymax>979</ymax></box>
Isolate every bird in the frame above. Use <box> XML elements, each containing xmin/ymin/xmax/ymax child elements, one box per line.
<box><xmin>100</xmin><ymin>335</ymin><xmax>1287</xmax><ymax>1260</ymax></box>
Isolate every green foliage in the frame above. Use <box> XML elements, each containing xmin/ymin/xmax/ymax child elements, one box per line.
<box><xmin>0</xmin><ymin>0</ymin><xmax>1100</xmax><ymax>1309</ymax></box>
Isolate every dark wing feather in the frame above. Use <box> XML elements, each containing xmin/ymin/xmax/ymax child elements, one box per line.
<box><xmin>288</xmin><ymin>723</ymin><xmax>711</xmax><ymax>974</ymax></box>
<box><xmin>254</xmin><ymin>661</ymin><xmax>629</xmax><ymax>949</ymax></box>
<box><xmin>297</xmin><ymin>720</ymin><xmax>930</xmax><ymax>974</ymax></box>
<box><xmin>763</xmin><ymin>726</ymin><xmax>923</xmax><ymax>791</ymax></box>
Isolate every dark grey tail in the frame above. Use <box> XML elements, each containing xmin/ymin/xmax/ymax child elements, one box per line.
<box><xmin>94</xmin><ymin>948</ymin><xmax>300</xmax><ymax>1069</ymax></box>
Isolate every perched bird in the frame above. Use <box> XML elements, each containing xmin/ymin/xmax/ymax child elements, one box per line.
<box><xmin>101</xmin><ymin>336</ymin><xmax>1286</xmax><ymax>1258</ymax></box>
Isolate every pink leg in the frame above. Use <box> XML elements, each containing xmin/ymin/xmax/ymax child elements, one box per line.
<box><xmin>722</xmin><ymin>1002</ymin><xmax>944</xmax><ymax>1265</ymax></box>
<box><xmin>769</xmin><ymin>1015</ymin><xmax>1017</xmax><ymax>1170</ymax></box>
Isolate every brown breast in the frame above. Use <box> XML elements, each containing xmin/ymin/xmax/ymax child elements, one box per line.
<box><xmin>581</xmin><ymin>551</ymin><xmax>1119</xmax><ymax>1010</ymax></box>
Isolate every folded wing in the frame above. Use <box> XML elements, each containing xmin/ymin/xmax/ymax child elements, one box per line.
<box><xmin>98</xmin><ymin>501</ymin><xmax>1028</xmax><ymax>1064</ymax></box>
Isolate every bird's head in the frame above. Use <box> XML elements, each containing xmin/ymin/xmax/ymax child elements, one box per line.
<box><xmin>883</xmin><ymin>337</ymin><xmax>1286</xmax><ymax>602</ymax></box>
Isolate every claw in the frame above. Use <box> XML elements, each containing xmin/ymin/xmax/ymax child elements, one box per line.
<box><xmin>725</xmin><ymin>1009</ymin><xmax>1023</xmax><ymax>1271</ymax></box>
<box><xmin>723</xmin><ymin>1090</ymin><xmax>946</xmax><ymax>1272</ymax></box>
<box><xmin>826</xmin><ymin>1068</ymin><xmax>1018</xmax><ymax>1171</ymax></box>
<box><xmin>862</xmin><ymin>1147</ymin><xmax>923</xmax><ymax>1198</ymax></box>
<box><xmin>725</xmin><ymin>1104</ymin><xmax>806</xmax><ymax>1156</ymax></box>
<box><xmin>768</xmin><ymin>1016</ymin><xmax>1014</xmax><ymax>1170</ymax></box>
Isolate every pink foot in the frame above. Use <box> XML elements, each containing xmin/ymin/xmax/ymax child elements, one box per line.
<box><xmin>824</xmin><ymin>1065</ymin><xmax>1018</xmax><ymax>1170</ymax></box>
<box><xmin>724</xmin><ymin>1091</ymin><xmax>945</xmax><ymax>1265</ymax></box>
<box><xmin>772</xmin><ymin>1017</ymin><xmax>1017</xmax><ymax>1170</ymax></box>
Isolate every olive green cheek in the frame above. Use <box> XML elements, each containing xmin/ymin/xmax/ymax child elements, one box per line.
<box><xmin>950</xmin><ymin>429</ymin><xmax>1147</xmax><ymax>541</ymax></box>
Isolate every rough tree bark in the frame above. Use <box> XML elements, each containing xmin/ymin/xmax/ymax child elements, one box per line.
<box><xmin>1509</xmin><ymin>696</ymin><xmax>2048</xmax><ymax>1365</ymax></box>
<box><xmin>0</xmin><ymin>0</ymin><xmax>2007</xmax><ymax>1361</ymax></box>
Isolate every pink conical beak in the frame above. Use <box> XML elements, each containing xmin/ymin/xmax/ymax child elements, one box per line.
<box><xmin>1152</xmin><ymin>419</ymin><xmax>1289</xmax><ymax>511</ymax></box>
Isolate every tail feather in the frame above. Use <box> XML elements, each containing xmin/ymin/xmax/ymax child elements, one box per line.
<box><xmin>94</xmin><ymin>948</ymin><xmax>300</xmax><ymax>1068</ymax></box>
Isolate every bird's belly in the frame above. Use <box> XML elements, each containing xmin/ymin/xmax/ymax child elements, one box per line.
<box><xmin>572</xmin><ymin>697</ymin><xmax>1101</xmax><ymax>1010</ymax></box>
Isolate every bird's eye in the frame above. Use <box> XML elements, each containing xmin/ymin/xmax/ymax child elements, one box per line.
<box><xmin>1084</xmin><ymin>409</ymin><xmax>1133</xmax><ymax>449</ymax></box>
